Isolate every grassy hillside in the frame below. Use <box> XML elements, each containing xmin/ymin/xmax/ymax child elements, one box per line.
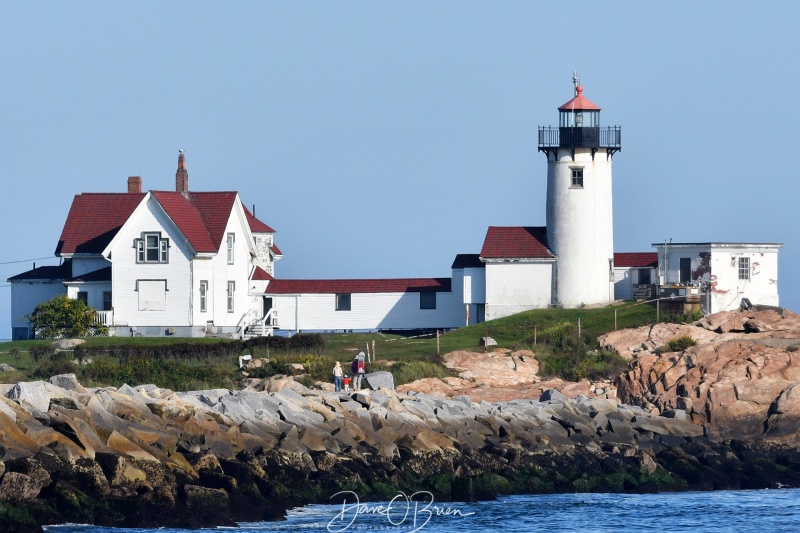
<box><xmin>0</xmin><ymin>302</ymin><xmax>671</xmax><ymax>391</ymax></box>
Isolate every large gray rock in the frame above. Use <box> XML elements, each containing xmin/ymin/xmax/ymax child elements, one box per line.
<box><xmin>49</xmin><ymin>374</ymin><xmax>88</xmax><ymax>393</ymax></box>
<box><xmin>278</xmin><ymin>405</ymin><xmax>325</xmax><ymax>428</ymax></box>
<box><xmin>540</xmin><ymin>388</ymin><xmax>567</xmax><ymax>403</ymax></box>
<box><xmin>365</xmin><ymin>371</ymin><xmax>395</xmax><ymax>391</ymax></box>
<box><xmin>0</xmin><ymin>398</ymin><xmax>17</xmax><ymax>422</ymax></box>
<box><xmin>7</xmin><ymin>381</ymin><xmax>51</xmax><ymax>413</ymax></box>
<box><xmin>217</xmin><ymin>395</ymin><xmax>258</xmax><ymax>424</ymax></box>
<box><xmin>52</xmin><ymin>339</ymin><xmax>86</xmax><ymax>350</ymax></box>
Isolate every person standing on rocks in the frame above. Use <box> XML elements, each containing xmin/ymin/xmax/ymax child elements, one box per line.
<box><xmin>352</xmin><ymin>352</ymin><xmax>366</xmax><ymax>390</ymax></box>
<box><xmin>333</xmin><ymin>361</ymin><xmax>343</xmax><ymax>392</ymax></box>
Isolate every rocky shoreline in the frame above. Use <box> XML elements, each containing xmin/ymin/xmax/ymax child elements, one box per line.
<box><xmin>3</xmin><ymin>369</ymin><xmax>800</xmax><ymax>531</ymax></box>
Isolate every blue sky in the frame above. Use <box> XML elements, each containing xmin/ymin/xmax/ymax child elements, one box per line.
<box><xmin>1</xmin><ymin>3</ymin><xmax>798</xmax><ymax>339</ymax></box>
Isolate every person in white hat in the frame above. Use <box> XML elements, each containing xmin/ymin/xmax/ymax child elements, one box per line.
<box><xmin>333</xmin><ymin>361</ymin><xmax>343</xmax><ymax>392</ymax></box>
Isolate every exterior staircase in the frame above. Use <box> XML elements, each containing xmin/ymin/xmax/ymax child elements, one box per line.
<box><xmin>242</xmin><ymin>308</ymin><xmax>278</xmax><ymax>340</ymax></box>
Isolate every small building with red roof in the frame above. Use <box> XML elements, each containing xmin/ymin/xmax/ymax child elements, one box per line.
<box><xmin>612</xmin><ymin>252</ymin><xmax>658</xmax><ymax>301</ymax></box>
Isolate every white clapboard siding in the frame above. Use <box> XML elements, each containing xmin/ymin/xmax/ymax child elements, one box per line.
<box><xmin>458</xmin><ymin>267</ymin><xmax>486</xmax><ymax>304</ymax></box>
<box><xmin>70</xmin><ymin>256</ymin><xmax>111</xmax><ymax>277</ymax></box>
<box><xmin>271</xmin><ymin>290</ymin><xmax>465</xmax><ymax>332</ymax></box>
<box><xmin>613</xmin><ymin>268</ymin><xmax>632</xmax><ymax>301</ymax></box>
<box><xmin>10</xmin><ymin>281</ymin><xmax>67</xmax><ymax>327</ymax></box>
<box><xmin>109</xmin><ymin>197</ymin><xmax>193</xmax><ymax>327</ymax></box>
<box><xmin>197</xmin><ymin>204</ymin><xmax>257</xmax><ymax>328</ymax></box>
<box><xmin>484</xmin><ymin>262</ymin><xmax>553</xmax><ymax>321</ymax></box>
<box><xmin>67</xmin><ymin>283</ymin><xmax>112</xmax><ymax>311</ymax></box>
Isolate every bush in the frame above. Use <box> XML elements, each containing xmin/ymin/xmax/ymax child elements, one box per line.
<box><xmin>388</xmin><ymin>361</ymin><xmax>450</xmax><ymax>386</ymax></box>
<box><xmin>77</xmin><ymin>357</ymin><xmax>236</xmax><ymax>391</ymax></box>
<box><xmin>29</xmin><ymin>345</ymin><xmax>52</xmax><ymax>363</ymax></box>
<box><xmin>656</xmin><ymin>335</ymin><xmax>698</xmax><ymax>354</ymax></box>
<box><xmin>243</xmin><ymin>333</ymin><xmax>325</xmax><ymax>354</ymax></box>
<box><xmin>32</xmin><ymin>351</ymin><xmax>76</xmax><ymax>379</ymax></box>
<box><xmin>27</xmin><ymin>295</ymin><xmax>102</xmax><ymax>339</ymax></box>
<box><xmin>660</xmin><ymin>310</ymin><xmax>704</xmax><ymax>324</ymax></box>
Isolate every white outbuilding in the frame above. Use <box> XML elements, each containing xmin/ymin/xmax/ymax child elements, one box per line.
<box><xmin>653</xmin><ymin>242</ymin><xmax>782</xmax><ymax>313</ymax></box>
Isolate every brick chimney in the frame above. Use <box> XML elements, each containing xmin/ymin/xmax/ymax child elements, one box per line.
<box><xmin>127</xmin><ymin>176</ymin><xmax>142</xmax><ymax>194</ymax></box>
<box><xmin>175</xmin><ymin>149</ymin><xmax>188</xmax><ymax>196</ymax></box>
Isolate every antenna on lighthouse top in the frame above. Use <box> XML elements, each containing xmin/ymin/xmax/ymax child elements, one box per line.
<box><xmin>572</xmin><ymin>71</ymin><xmax>580</xmax><ymax>96</ymax></box>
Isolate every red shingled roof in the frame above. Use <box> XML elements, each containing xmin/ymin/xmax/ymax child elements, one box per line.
<box><xmin>56</xmin><ymin>193</ymin><xmax>145</xmax><ymax>255</ymax></box>
<box><xmin>558</xmin><ymin>85</ymin><xmax>601</xmax><ymax>111</ymax></box>
<box><xmin>56</xmin><ymin>189</ymin><xmax>278</xmax><ymax>257</ymax></box>
<box><xmin>480</xmin><ymin>226</ymin><xmax>555</xmax><ymax>260</ymax></box>
<box><xmin>189</xmin><ymin>192</ymin><xmax>238</xmax><ymax>250</ymax></box>
<box><xmin>251</xmin><ymin>267</ymin><xmax>274</xmax><ymax>281</ymax></box>
<box><xmin>266</xmin><ymin>278</ymin><xmax>451</xmax><ymax>295</ymax></box>
<box><xmin>614</xmin><ymin>252</ymin><xmax>658</xmax><ymax>268</ymax></box>
<box><xmin>244</xmin><ymin>206</ymin><xmax>276</xmax><ymax>233</ymax></box>
<box><xmin>151</xmin><ymin>191</ymin><xmax>218</xmax><ymax>253</ymax></box>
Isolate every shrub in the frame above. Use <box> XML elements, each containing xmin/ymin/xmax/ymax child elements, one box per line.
<box><xmin>243</xmin><ymin>334</ymin><xmax>325</xmax><ymax>354</ymax></box>
<box><xmin>27</xmin><ymin>295</ymin><xmax>101</xmax><ymax>339</ymax></box>
<box><xmin>538</xmin><ymin>322</ymin><xmax>577</xmax><ymax>349</ymax></box>
<box><xmin>389</xmin><ymin>361</ymin><xmax>450</xmax><ymax>386</ymax></box>
<box><xmin>660</xmin><ymin>310</ymin><xmax>704</xmax><ymax>324</ymax></box>
<box><xmin>29</xmin><ymin>345</ymin><xmax>52</xmax><ymax>363</ymax></box>
<box><xmin>656</xmin><ymin>335</ymin><xmax>698</xmax><ymax>354</ymax></box>
<box><xmin>32</xmin><ymin>351</ymin><xmax>76</xmax><ymax>379</ymax></box>
<box><xmin>537</xmin><ymin>348</ymin><xmax>627</xmax><ymax>382</ymax></box>
<box><xmin>77</xmin><ymin>357</ymin><xmax>236</xmax><ymax>391</ymax></box>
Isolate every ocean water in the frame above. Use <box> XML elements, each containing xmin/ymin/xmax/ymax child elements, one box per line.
<box><xmin>45</xmin><ymin>488</ymin><xmax>800</xmax><ymax>533</ymax></box>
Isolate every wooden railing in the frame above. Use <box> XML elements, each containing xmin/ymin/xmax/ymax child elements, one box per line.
<box><xmin>94</xmin><ymin>311</ymin><xmax>113</xmax><ymax>327</ymax></box>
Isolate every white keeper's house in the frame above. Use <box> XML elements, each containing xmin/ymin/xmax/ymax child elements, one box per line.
<box><xmin>8</xmin><ymin>79</ymin><xmax>782</xmax><ymax>338</ymax></box>
<box><xmin>9</xmin><ymin>151</ymin><xmax>283</xmax><ymax>340</ymax></box>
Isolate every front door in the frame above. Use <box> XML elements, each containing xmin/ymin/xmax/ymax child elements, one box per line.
<box><xmin>263</xmin><ymin>297</ymin><xmax>273</xmax><ymax>319</ymax></box>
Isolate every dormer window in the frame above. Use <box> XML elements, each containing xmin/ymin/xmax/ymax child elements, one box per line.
<box><xmin>135</xmin><ymin>233</ymin><xmax>169</xmax><ymax>263</ymax></box>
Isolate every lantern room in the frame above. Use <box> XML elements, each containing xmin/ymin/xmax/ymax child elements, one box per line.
<box><xmin>558</xmin><ymin>85</ymin><xmax>601</xmax><ymax>127</ymax></box>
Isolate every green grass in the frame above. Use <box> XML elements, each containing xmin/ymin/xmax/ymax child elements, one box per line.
<box><xmin>0</xmin><ymin>302</ymin><xmax>672</xmax><ymax>389</ymax></box>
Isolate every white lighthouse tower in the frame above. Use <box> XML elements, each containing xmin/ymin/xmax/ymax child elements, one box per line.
<box><xmin>539</xmin><ymin>75</ymin><xmax>621</xmax><ymax>307</ymax></box>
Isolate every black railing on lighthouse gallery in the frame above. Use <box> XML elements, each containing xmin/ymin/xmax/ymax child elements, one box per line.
<box><xmin>538</xmin><ymin>126</ymin><xmax>621</xmax><ymax>159</ymax></box>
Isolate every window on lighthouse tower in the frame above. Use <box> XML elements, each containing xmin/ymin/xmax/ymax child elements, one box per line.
<box><xmin>571</xmin><ymin>167</ymin><xmax>584</xmax><ymax>188</ymax></box>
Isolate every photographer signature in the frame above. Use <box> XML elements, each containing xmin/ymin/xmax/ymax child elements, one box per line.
<box><xmin>327</xmin><ymin>490</ymin><xmax>474</xmax><ymax>532</ymax></box>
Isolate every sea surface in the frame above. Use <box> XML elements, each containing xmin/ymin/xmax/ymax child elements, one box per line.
<box><xmin>45</xmin><ymin>488</ymin><xmax>800</xmax><ymax>533</ymax></box>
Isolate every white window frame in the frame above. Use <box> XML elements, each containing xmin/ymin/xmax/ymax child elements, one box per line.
<box><xmin>336</xmin><ymin>293</ymin><xmax>351</xmax><ymax>311</ymax></box>
<box><xmin>738</xmin><ymin>257</ymin><xmax>750</xmax><ymax>281</ymax></box>
<box><xmin>570</xmin><ymin>167</ymin><xmax>584</xmax><ymax>188</ymax></box>
<box><xmin>134</xmin><ymin>232</ymin><xmax>169</xmax><ymax>263</ymax></box>
<box><xmin>227</xmin><ymin>233</ymin><xmax>235</xmax><ymax>264</ymax></box>
<box><xmin>227</xmin><ymin>281</ymin><xmax>235</xmax><ymax>313</ymax></box>
<box><xmin>199</xmin><ymin>280</ymin><xmax>208</xmax><ymax>313</ymax></box>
